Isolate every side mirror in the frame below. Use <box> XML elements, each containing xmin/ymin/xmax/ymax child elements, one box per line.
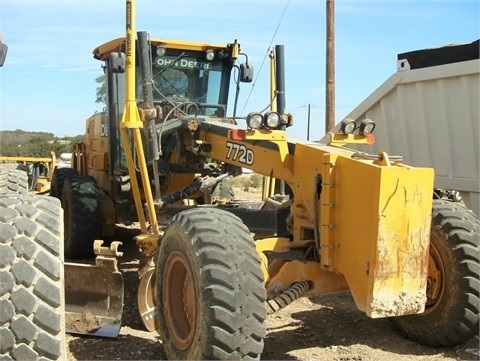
<box><xmin>240</xmin><ymin>63</ymin><xmax>253</xmax><ymax>83</ymax></box>
<box><xmin>108</xmin><ymin>52</ymin><xmax>126</xmax><ymax>73</ymax></box>
<box><xmin>0</xmin><ymin>43</ymin><xmax>8</xmax><ymax>67</ymax></box>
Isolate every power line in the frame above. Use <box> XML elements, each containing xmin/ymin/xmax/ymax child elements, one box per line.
<box><xmin>287</xmin><ymin>104</ymin><xmax>321</xmax><ymax>112</ymax></box>
<box><xmin>240</xmin><ymin>0</ymin><xmax>290</xmax><ymax>115</ymax></box>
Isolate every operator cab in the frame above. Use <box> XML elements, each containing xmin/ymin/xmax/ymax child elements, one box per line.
<box><xmin>149</xmin><ymin>49</ymin><xmax>228</xmax><ymax>118</ymax></box>
<box><xmin>93</xmin><ymin>37</ymin><xmax>251</xmax><ymax>122</ymax></box>
<box><xmin>91</xmin><ymin>36</ymin><xmax>252</xmax><ymax>187</ymax></box>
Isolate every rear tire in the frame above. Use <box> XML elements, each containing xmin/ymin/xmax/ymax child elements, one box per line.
<box><xmin>0</xmin><ymin>194</ymin><xmax>66</xmax><ymax>360</ymax></box>
<box><xmin>156</xmin><ymin>208</ymin><xmax>267</xmax><ymax>360</ymax></box>
<box><xmin>0</xmin><ymin>164</ymin><xmax>28</xmax><ymax>195</ymax></box>
<box><xmin>50</xmin><ymin>167</ymin><xmax>78</xmax><ymax>199</ymax></box>
<box><xmin>62</xmin><ymin>174</ymin><xmax>100</xmax><ymax>259</ymax></box>
<box><xmin>393</xmin><ymin>200</ymin><xmax>480</xmax><ymax>346</ymax></box>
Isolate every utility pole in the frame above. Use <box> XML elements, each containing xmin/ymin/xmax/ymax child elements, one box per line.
<box><xmin>325</xmin><ymin>0</ymin><xmax>335</xmax><ymax>133</ymax></box>
<box><xmin>307</xmin><ymin>103</ymin><xmax>311</xmax><ymax>141</ymax></box>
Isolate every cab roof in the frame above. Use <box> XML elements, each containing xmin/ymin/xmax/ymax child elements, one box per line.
<box><xmin>93</xmin><ymin>37</ymin><xmax>231</xmax><ymax>61</ymax></box>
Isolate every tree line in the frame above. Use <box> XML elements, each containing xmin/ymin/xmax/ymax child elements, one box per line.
<box><xmin>0</xmin><ymin>74</ymin><xmax>103</xmax><ymax>158</ymax></box>
<box><xmin>0</xmin><ymin>130</ymin><xmax>84</xmax><ymax>158</ymax></box>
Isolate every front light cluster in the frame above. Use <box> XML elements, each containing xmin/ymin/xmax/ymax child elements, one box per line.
<box><xmin>205</xmin><ymin>48</ymin><xmax>226</xmax><ymax>60</ymax></box>
<box><xmin>339</xmin><ymin>118</ymin><xmax>376</xmax><ymax>135</ymax></box>
<box><xmin>246</xmin><ymin>111</ymin><xmax>284</xmax><ymax>130</ymax></box>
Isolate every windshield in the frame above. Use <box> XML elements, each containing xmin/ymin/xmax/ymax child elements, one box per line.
<box><xmin>144</xmin><ymin>53</ymin><xmax>225</xmax><ymax>104</ymax></box>
<box><xmin>137</xmin><ymin>50</ymin><xmax>232</xmax><ymax>116</ymax></box>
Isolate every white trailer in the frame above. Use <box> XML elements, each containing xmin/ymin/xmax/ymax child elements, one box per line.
<box><xmin>322</xmin><ymin>40</ymin><xmax>479</xmax><ymax>215</ymax></box>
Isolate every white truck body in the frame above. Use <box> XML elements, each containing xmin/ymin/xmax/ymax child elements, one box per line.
<box><xmin>322</xmin><ymin>40</ymin><xmax>479</xmax><ymax>215</ymax></box>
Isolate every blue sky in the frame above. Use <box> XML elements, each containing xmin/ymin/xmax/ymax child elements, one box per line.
<box><xmin>0</xmin><ymin>0</ymin><xmax>478</xmax><ymax>140</ymax></box>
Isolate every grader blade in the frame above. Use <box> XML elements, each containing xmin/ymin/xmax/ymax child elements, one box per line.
<box><xmin>65</xmin><ymin>241</ymin><xmax>124</xmax><ymax>338</ymax></box>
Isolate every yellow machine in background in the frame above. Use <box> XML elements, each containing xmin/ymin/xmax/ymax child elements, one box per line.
<box><xmin>0</xmin><ymin>152</ymin><xmax>57</xmax><ymax>194</ymax></box>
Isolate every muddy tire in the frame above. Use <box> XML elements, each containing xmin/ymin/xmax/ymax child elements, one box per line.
<box><xmin>0</xmin><ymin>164</ymin><xmax>28</xmax><ymax>195</ymax></box>
<box><xmin>156</xmin><ymin>208</ymin><xmax>267</xmax><ymax>360</ymax></box>
<box><xmin>50</xmin><ymin>167</ymin><xmax>78</xmax><ymax>199</ymax></box>
<box><xmin>62</xmin><ymin>174</ymin><xmax>100</xmax><ymax>259</ymax></box>
<box><xmin>393</xmin><ymin>200</ymin><xmax>480</xmax><ymax>346</ymax></box>
<box><xmin>0</xmin><ymin>194</ymin><xmax>65</xmax><ymax>360</ymax></box>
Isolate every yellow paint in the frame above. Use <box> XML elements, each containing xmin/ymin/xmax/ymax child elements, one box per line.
<box><xmin>119</xmin><ymin>0</ymin><xmax>159</xmax><ymax>240</ymax></box>
<box><xmin>255</xmin><ymin>237</ymin><xmax>349</xmax><ymax>297</ymax></box>
<box><xmin>247</xmin><ymin>140</ymin><xmax>433</xmax><ymax>317</ymax></box>
<box><xmin>330</xmin><ymin>156</ymin><xmax>433</xmax><ymax>317</ymax></box>
<box><xmin>93</xmin><ymin>37</ymin><xmax>237</xmax><ymax>61</ymax></box>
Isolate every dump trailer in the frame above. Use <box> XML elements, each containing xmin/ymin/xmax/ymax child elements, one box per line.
<box><xmin>2</xmin><ymin>2</ymin><xmax>479</xmax><ymax>360</ymax></box>
<box><xmin>321</xmin><ymin>40</ymin><xmax>480</xmax><ymax>216</ymax></box>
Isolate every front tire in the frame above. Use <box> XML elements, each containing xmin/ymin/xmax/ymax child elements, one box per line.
<box><xmin>393</xmin><ymin>200</ymin><xmax>480</xmax><ymax>346</ymax></box>
<box><xmin>0</xmin><ymin>194</ymin><xmax>65</xmax><ymax>360</ymax></box>
<box><xmin>156</xmin><ymin>208</ymin><xmax>267</xmax><ymax>360</ymax></box>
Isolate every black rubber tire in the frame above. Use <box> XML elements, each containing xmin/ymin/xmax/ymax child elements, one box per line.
<box><xmin>156</xmin><ymin>208</ymin><xmax>267</xmax><ymax>360</ymax></box>
<box><xmin>0</xmin><ymin>163</ymin><xmax>28</xmax><ymax>172</ymax></box>
<box><xmin>50</xmin><ymin>167</ymin><xmax>78</xmax><ymax>199</ymax></box>
<box><xmin>61</xmin><ymin>174</ymin><xmax>100</xmax><ymax>259</ymax></box>
<box><xmin>0</xmin><ymin>164</ymin><xmax>29</xmax><ymax>195</ymax></box>
<box><xmin>0</xmin><ymin>194</ymin><xmax>66</xmax><ymax>360</ymax></box>
<box><xmin>393</xmin><ymin>200</ymin><xmax>480</xmax><ymax>347</ymax></box>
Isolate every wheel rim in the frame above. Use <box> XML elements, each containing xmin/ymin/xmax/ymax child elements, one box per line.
<box><xmin>425</xmin><ymin>227</ymin><xmax>445</xmax><ymax>314</ymax></box>
<box><xmin>163</xmin><ymin>250</ymin><xmax>196</xmax><ymax>350</ymax></box>
<box><xmin>138</xmin><ymin>267</ymin><xmax>158</xmax><ymax>331</ymax></box>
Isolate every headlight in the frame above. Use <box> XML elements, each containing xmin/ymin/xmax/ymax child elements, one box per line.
<box><xmin>340</xmin><ymin>118</ymin><xmax>356</xmax><ymax>134</ymax></box>
<box><xmin>156</xmin><ymin>44</ymin><xmax>166</xmax><ymax>57</ymax></box>
<box><xmin>216</xmin><ymin>50</ymin><xmax>226</xmax><ymax>59</ymax></box>
<box><xmin>247</xmin><ymin>112</ymin><xmax>263</xmax><ymax>129</ymax></box>
<box><xmin>205</xmin><ymin>49</ymin><xmax>215</xmax><ymax>61</ymax></box>
<box><xmin>264</xmin><ymin>111</ymin><xmax>281</xmax><ymax>129</ymax></box>
<box><xmin>359</xmin><ymin>119</ymin><xmax>375</xmax><ymax>135</ymax></box>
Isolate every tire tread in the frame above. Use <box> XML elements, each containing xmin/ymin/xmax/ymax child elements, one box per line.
<box><xmin>157</xmin><ymin>207</ymin><xmax>267</xmax><ymax>360</ymax></box>
<box><xmin>0</xmin><ymin>194</ymin><xmax>65</xmax><ymax>360</ymax></box>
<box><xmin>394</xmin><ymin>200</ymin><xmax>479</xmax><ymax>347</ymax></box>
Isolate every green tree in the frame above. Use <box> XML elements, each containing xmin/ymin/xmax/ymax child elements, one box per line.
<box><xmin>95</xmin><ymin>73</ymin><xmax>106</xmax><ymax>105</ymax></box>
<box><xmin>250</xmin><ymin>173</ymin><xmax>263</xmax><ymax>188</ymax></box>
<box><xmin>0</xmin><ymin>130</ymin><xmax>84</xmax><ymax>157</ymax></box>
<box><xmin>70</xmin><ymin>135</ymin><xmax>85</xmax><ymax>144</ymax></box>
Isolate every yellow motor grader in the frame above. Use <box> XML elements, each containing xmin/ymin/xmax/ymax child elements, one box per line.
<box><xmin>1</xmin><ymin>2</ymin><xmax>479</xmax><ymax>360</ymax></box>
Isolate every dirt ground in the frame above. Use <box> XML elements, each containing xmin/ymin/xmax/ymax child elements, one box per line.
<box><xmin>66</xmin><ymin>190</ymin><xmax>479</xmax><ymax>361</ymax></box>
